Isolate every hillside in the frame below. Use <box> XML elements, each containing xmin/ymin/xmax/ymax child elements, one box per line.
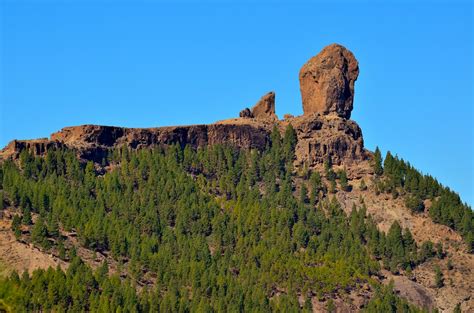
<box><xmin>0</xmin><ymin>44</ymin><xmax>472</xmax><ymax>313</ymax></box>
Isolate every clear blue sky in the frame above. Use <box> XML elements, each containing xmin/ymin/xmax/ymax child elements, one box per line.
<box><xmin>1</xmin><ymin>1</ymin><xmax>472</xmax><ymax>205</ymax></box>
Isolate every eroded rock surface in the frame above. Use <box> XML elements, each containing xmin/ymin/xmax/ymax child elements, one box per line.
<box><xmin>251</xmin><ymin>91</ymin><xmax>277</xmax><ymax>121</ymax></box>
<box><xmin>288</xmin><ymin>114</ymin><xmax>366</xmax><ymax>167</ymax></box>
<box><xmin>239</xmin><ymin>91</ymin><xmax>277</xmax><ymax>121</ymax></box>
<box><xmin>299</xmin><ymin>43</ymin><xmax>359</xmax><ymax>119</ymax></box>
<box><xmin>1</xmin><ymin>124</ymin><xmax>271</xmax><ymax>163</ymax></box>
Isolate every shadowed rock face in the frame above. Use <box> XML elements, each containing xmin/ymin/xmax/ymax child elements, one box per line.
<box><xmin>0</xmin><ymin>124</ymin><xmax>271</xmax><ymax>163</ymax></box>
<box><xmin>0</xmin><ymin>113</ymin><xmax>368</xmax><ymax>175</ymax></box>
<box><xmin>290</xmin><ymin>114</ymin><xmax>366</xmax><ymax>167</ymax></box>
<box><xmin>299</xmin><ymin>43</ymin><xmax>359</xmax><ymax>119</ymax></box>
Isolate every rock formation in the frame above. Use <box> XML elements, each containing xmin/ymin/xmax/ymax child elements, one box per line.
<box><xmin>239</xmin><ymin>108</ymin><xmax>252</xmax><ymax>118</ymax></box>
<box><xmin>1</xmin><ymin>44</ymin><xmax>367</xmax><ymax>172</ymax></box>
<box><xmin>299</xmin><ymin>43</ymin><xmax>359</xmax><ymax>119</ymax></box>
<box><xmin>239</xmin><ymin>92</ymin><xmax>277</xmax><ymax>121</ymax></box>
<box><xmin>1</xmin><ymin>44</ymin><xmax>473</xmax><ymax>313</ymax></box>
<box><xmin>0</xmin><ymin>124</ymin><xmax>271</xmax><ymax>163</ymax></box>
<box><xmin>289</xmin><ymin>114</ymin><xmax>365</xmax><ymax>168</ymax></box>
<box><xmin>251</xmin><ymin>91</ymin><xmax>277</xmax><ymax>121</ymax></box>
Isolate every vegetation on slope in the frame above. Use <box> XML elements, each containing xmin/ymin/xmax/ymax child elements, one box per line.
<box><xmin>372</xmin><ymin>148</ymin><xmax>474</xmax><ymax>252</ymax></box>
<box><xmin>0</xmin><ymin>126</ymin><xmax>450</xmax><ymax>312</ymax></box>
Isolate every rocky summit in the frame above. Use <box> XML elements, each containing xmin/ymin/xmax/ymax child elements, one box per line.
<box><xmin>299</xmin><ymin>43</ymin><xmax>359</xmax><ymax>119</ymax></box>
<box><xmin>0</xmin><ymin>44</ymin><xmax>367</xmax><ymax>175</ymax></box>
<box><xmin>1</xmin><ymin>44</ymin><xmax>473</xmax><ymax>313</ymax></box>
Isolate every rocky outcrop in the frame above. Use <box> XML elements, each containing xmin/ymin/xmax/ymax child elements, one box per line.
<box><xmin>238</xmin><ymin>92</ymin><xmax>277</xmax><ymax>121</ymax></box>
<box><xmin>251</xmin><ymin>91</ymin><xmax>277</xmax><ymax>121</ymax></box>
<box><xmin>1</xmin><ymin>124</ymin><xmax>271</xmax><ymax>163</ymax></box>
<box><xmin>289</xmin><ymin>114</ymin><xmax>366</xmax><ymax>167</ymax></box>
<box><xmin>1</xmin><ymin>114</ymin><xmax>368</xmax><ymax>169</ymax></box>
<box><xmin>1</xmin><ymin>44</ymin><xmax>367</xmax><ymax>170</ymax></box>
<box><xmin>239</xmin><ymin>108</ymin><xmax>252</xmax><ymax>118</ymax></box>
<box><xmin>299</xmin><ymin>43</ymin><xmax>359</xmax><ymax>119</ymax></box>
<box><xmin>1</xmin><ymin>139</ymin><xmax>65</xmax><ymax>159</ymax></box>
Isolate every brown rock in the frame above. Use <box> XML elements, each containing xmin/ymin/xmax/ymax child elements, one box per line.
<box><xmin>250</xmin><ymin>91</ymin><xmax>277</xmax><ymax>121</ymax></box>
<box><xmin>239</xmin><ymin>108</ymin><xmax>253</xmax><ymax>118</ymax></box>
<box><xmin>299</xmin><ymin>43</ymin><xmax>359</xmax><ymax>119</ymax></box>
<box><xmin>1</xmin><ymin>124</ymin><xmax>271</xmax><ymax>163</ymax></box>
<box><xmin>289</xmin><ymin>114</ymin><xmax>366</xmax><ymax>167</ymax></box>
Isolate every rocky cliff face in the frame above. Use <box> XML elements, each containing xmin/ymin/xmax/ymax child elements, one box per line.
<box><xmin>1</xmin><ymin>115</ymin><xmax>368</xmax><ymax>172</ymax></box>
<box><xmin>1</xmin><ymin>124</ymin><xmax>271</xmax><ymax>163</ymax></box>
<box><xmin>0</xmin><ymin>43</ymin><xmax>368</xmax><ymax>173</ymax></box>
<box><xmin>290</xmin><ymin>114</ymin><xmax>365</xmax><ymax>167</ymax></box>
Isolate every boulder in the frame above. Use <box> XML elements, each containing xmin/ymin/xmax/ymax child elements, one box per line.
<box><xmin>239</xmin><ymin>108</ymin><xmax>253</xmax><ymax>118</ymax></box>
<box><xmin>251</xmin><ymin>91</ymin><xmax>277</xmax><ymax>121</ymax></box>
<box><xmin>299</xmin><ymin>43</ymin><xmax>359</xmax><ymax>119</ymax></box>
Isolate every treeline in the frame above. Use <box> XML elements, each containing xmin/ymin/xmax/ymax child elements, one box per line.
<box><xmin>372</xmin><ymin>148</ymin><xmax>474</xmax><ymax>252</ymax></box>
<box><xmin>0</xmin><ymin>125</ymin><xmax>433</xmax><ymax>311</ymax></box>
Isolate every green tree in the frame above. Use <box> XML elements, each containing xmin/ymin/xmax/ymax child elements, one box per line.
<box><xmin>324</xmin><ymin>155</ymin><xmax>333</xmax><ymax>178</ymax></box>
<box><xmin>309</xmin><ymin>171</ymin><xmax>322</xmax><ymax>205</ymax></box>
<box><xmin>373</xmin><ymin>147</ymin><xmax>383</xmax><ymax>176</ymax></box>
<box><xmin>283</xmin><ymin>124</ymin><xmax>297</xmax><ymax>156</ymax></box>
<box><xmin>435</xmin><ymin>242</ymin><xmax>444</xmax><ymax>259</ymax></box>
<box><xmin>405</xmin><ymin>195</ymin><xmax>425</xmax><ymax>213</ymax></box>
<box><xmin>31</xmin><ymin>216</ymin><xmax>49</xmax><ymax>249</ymax></box>
<box><xmin>11</xmin><ymin>215</ymin><xmax>22</xmax><ymax>240</ymax></box>
<box><xmin>338</xmin><ymin>169</ymin><xmax>350</xmax><ymax>192</ymax></box>
<box><xmin>434</xmin><ymin>265</ymin><xmax>444</xmax><ymax>288</ymax></box>
<box><xmin>22</xmin><ymin>208</ymin><xmax>32</xmax><ymax>225</ymax></box>
<box><xmin>299</xmin><ymin>184</ymin><xmax>308</xmax><ymax>204</ymax></box>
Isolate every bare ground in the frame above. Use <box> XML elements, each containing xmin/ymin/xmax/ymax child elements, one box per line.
<box><xmin>0</xmin><ymin>217</ymin><xmax>67</xmax><ymax>276</ymax></box>
<box><xmin>334</xmin><ymin>175</ymin><xmax>474</xmax><ymax>313</ymax></box>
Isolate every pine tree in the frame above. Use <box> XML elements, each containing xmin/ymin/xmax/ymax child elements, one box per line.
<box><xmin>31</xmin><ymin>215</ymin><xmax>49</xmax><ymax>249</ymax></box>
<box><xmin>435</xmin><ymin>242</ymin><xmax>444</xmax><ymax>259</ymax></box>
<box><xmin>283</xmin><ymin>124</ymin><xmax>297</xmax><ymax>155</ymax></box>
<box><xmin>22</xmin><ymin>208</ymin><xmax>32</xmax><ymax>225</ymax></box>
<box><xmin>12</xmin><ymin>215</ymin><xmax>22</xmax><ymax>240</ymax></box>
<box><xmin>338</xmin><ymin>169</ymin><xmax>350</xmax><ymax>192</ymax></box>
<box><xmin>329</xmin><ymin>178</ymin><xmax>337</xmax><ymax>194</ymax></box>
<box><xmin>299</xmin><ymin>184</ymin><xmax>308</xmax><ymax>204</ymax></box>
<box><xmin>373</xmin><ymin>147</ymin><xmax>383</xmax><ymax>176</ymax></box>
<box><xmin>324</xmin><ymin>155</ymin><xmax>333</xmax><ymax>178</ymax></box>
<box><xmin>434</xmin><ymin>265</ymin><xmax>444</xmax><ymax>288</ymax></box>
<box><xmin>309</xmin><ymin>171</ymin><xmax>322</xmax><ymax>205</ymax></box>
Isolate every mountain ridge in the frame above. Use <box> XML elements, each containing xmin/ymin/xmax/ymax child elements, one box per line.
<box><xmin>0</xmin><ymin>43</ymin><xmax>472</xmax><ymax>312</ymax></box>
